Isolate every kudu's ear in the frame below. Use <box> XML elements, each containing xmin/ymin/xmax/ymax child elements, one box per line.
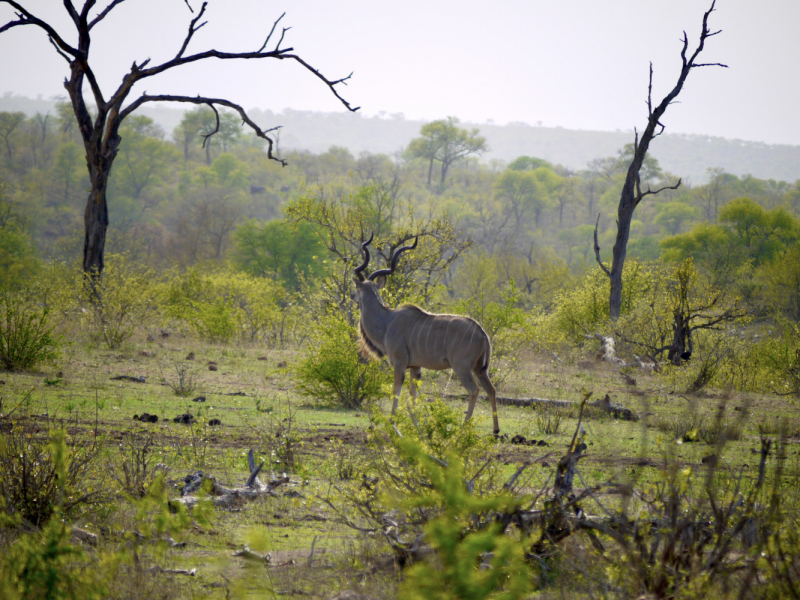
<box><xmin>373</xmin><ymin>274</ymin><xmax>387</xmax><ymax>289</ymax></box>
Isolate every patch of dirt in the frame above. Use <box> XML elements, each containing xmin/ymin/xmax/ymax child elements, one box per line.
<box><xmin>306</xmin><ymin>428</ymin><xmax>368</xmax><ymax>449</ymax></box>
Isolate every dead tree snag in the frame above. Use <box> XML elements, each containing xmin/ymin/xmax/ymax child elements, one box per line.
<box><xmin>0</xmin><ymin>1</ymin><xmax>358</xmax><ymax>279</ymax></box>
<box><xmin>594</xmin><ymin>1</ymin><xmax>727</xmax><ymax>320</ymax></box>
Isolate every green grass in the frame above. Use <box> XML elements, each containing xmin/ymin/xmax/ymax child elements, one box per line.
<box><xmin>2</xmin><ymin>326</ymin><xmax>799</xmax><ymax>599</ymax></box>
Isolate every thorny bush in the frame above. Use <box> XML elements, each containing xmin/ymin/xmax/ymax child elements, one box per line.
<box><xmin>0</xmin><ymin>290</ymin><xmax>59</xmax><ymax>372</ymax></box>
<box><xmin>0</xmin><ymin>425</ymin><xmax>108</xmax><ymax>527</ymax></box>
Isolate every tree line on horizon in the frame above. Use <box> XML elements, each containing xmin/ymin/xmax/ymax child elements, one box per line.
<box><xmin>1</xmin><ymin>104</ymin><xmax>799</xmax><ymax>323</ymax></box>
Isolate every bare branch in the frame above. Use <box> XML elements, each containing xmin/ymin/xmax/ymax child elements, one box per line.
<box><xmin>276</xmin><ymin>26</ymin><xmax>290</xmax><ymax>50</ymax></box>
<box><xmin>0</xmin><ymin>2</ymin><xmax>80</xmax><ymax>57</ymax></box>
<box><xmin>693</xmin><ymin>62</ymin><xmax>729</xmax><ymax>68</ymax></box>
<box><xmin>119</xmin><ymin>94</ymin><xmax>289</xmax><ymax>164</ymax></box>
<box><xmin>48</xmin><ymin>34</ymin><xmax>71</xmax><ymax>62</ymax></box>
<box><xmin>89</xmin><ymin>0</ymin><xmax>129</xmax><ymax>30</ymax></box>
<box><xmin>63</xmin><ymin>0</ymin><xmax>81</xmax><ymax>27</ymax></box>
<box><xmin>200</xmin><ymin>102</ymin><xmax>219</xmax><ymax>148</ymax></box>
<box><xmin>593</xmin><ymin>214</ymin><xmax>611</xmax><ymax>278</ymax></box>
<box><xmin>143</xmin><ymin>50</ymin><xmax>359</xmax><ymax>112</ymax></box>
<box><xmin>638</xmin><ymin>178</ymin><xmax>682</xmax><ymax>201</ymax></box>
<box><xmin>175</xmin><ymin>1</ymin><xmax>208</xmax><ymax>60</ymax></box>
<box><xmin>258</xmin><ymin>12</ymin><xmax>285</xmax><ymax>52</ymax></box>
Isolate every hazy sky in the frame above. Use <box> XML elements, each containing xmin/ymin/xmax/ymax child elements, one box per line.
<box><xmin>1</xmin><ymin>1</ymin><xmax>798</xmax><ymax>145</ymax></box>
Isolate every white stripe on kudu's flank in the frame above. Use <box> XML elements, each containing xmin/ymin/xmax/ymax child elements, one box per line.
<box><xmin>409</xmin><ymin>320</ymin><xmax>421</xmax><ymax>350</ymax></box>
<box><xmin>425</xmin><ymin>321</ymin><xmax>433</xmax><ymax>355</ymax></box>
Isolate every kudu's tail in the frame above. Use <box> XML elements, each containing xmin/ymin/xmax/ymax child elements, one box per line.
<box><xmin>477</xmin><ymin>337</ymin><xmax>492</xmax><ymax>374</ymax></box>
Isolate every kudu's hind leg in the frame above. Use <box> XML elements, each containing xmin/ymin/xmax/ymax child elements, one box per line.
<box><xmin>476</xmin><ymin>370</ymin><xmax>499</xmax><ymax>435</ymax></box>
<box><xmin>457</xmin><ymin>369</ymin><xmax>480</xmax><ymax>424</ymax></box>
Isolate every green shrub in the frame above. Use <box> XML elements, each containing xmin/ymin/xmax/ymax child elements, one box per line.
<box><xmin>0</xmin><ymin>291</ymin><xmax>58</xmax><ymax>371</ymax></box>
<box><xmin>187</xmin><ymin>298</ymin><xmax>239</xmax><ymax>342</ymax></box>
<box><xmin>398</xmin><ymin>440</ymin><xmax>532</xmax><ymax>600</ymax></box>
<box><xmin>535</xmin><ymin>404</ymin><xmax>565</xmax><ymax>435</ymax></box>
<box><xmin>0</xmin><ymin>513</ymin><xmax>114</xmax><ymax>600</ymax></box>
<box><xmin>295</xmin><ymin>312</ymin><xmax>389</xmax><ymax>409</ymax></box>
<box><xmin>81</xmin><ymin>254</ymin><xmax>157</xmax><ymax>349</ymax></box>
<box><xmin>161</xmin><ymin>267</ymin><xmax>301</xmax><ymax>346</ymax></box>
<box><xmin>534</xmin><ymin>260</ymin><xmax>654</xmax><ymax>346</ymax></box>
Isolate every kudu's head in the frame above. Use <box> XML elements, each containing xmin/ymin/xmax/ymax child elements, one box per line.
<box><xmin>352</xmin><ymin>233</ymin><xmax>418</xmax><ymax>309</ymax></box>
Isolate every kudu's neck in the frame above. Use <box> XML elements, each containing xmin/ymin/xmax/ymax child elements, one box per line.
<box><xmin>360</xmin><ymin>289</ymin><xmax>394</xmax><ymax>347</ymax></box>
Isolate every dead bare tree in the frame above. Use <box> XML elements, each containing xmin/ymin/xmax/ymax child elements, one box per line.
<box><xmin>594</xmin><ymin>1</ymin><xmax>726</xmax><ymax>320</ymax></box>
<box><xmin>0</xmin><ymin>1</ymin><xmax>358</xmax><ymax>281</ymax></box>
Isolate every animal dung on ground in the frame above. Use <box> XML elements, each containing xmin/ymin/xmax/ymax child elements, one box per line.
<box><xmin>110</xmin><ymin>375</ymin><xmax>146</xmax><ymax>383</ymax></box>
<box><xmin>185</xmin><ymin>352</ymin><xmax>195</xmax><ymax>360</ymax></box>
<box><xmin>208</xmin><ymin>362</ymin><xmax>218</xmax><ymax>371</ymax></box>
<box><xmin>139</xmin><ymin>350</ymin><xmax>154</xmax><ymax>357</ymax></box>
<box><xmin>191</xmin><ymin>396</ymin><xmax>206</xmax><ymax>403</ymax></box>
<box><xmin>276</xmin><ymin>360</ymin><xmax>288</xmax><ymax>368</ymax></box>
<box><xmin>208</xmin><ymin>418</ymin><xmax>222</xmax><ymax>426</ymax></box>
<box><xmin>133</xmin><ymin>413</ymin><xmax>158</xmax><ymax>423</ymax></box>
<box><xmin>509</xmin><ymin>434</ymin><xmax>550</xmax><ymax>447</ymax></box>
<box><xmin>173</xmin><ymin>413</ymin><xmax>196</xmax><ymax>425</ymax></box>
<box><xmin>257</xmin><ymin>356</ymin><xmax>268</xmax><ymax>361</ymax></box>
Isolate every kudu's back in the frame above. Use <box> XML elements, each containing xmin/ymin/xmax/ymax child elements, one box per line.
<box><xmin>386</xmin><ymin>305</ymin><xmax>491</xmax><ymax>374</ymax></box>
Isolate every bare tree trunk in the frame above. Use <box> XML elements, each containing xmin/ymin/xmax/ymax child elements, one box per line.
<box><xmin>82</xmin><ymin>183</ymin><xmax>110</xmax><ymax>276</ymax></box>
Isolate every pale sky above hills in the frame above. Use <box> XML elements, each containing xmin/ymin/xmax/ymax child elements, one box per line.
<box><xmin>1</xmin><ymin>1</ymin><xmax>798</xmax><ymax>146</ymax></box>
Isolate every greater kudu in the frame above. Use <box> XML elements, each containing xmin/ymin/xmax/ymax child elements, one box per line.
<box><xmin>352</xmin><ymin>234</ymin><xmax>500</xmax><ymax>434</ymax></box>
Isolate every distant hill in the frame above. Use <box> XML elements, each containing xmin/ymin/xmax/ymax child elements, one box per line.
<box><xmin>3</xmin><ymin>93</ymin><xmax>798</xmax><ymax>184</ymax></box>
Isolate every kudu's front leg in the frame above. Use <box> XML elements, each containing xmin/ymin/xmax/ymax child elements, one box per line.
<box><xmin>391</xmin><ymin>365</ymin><xmax>405</xmax><ymax>415</ymax></box>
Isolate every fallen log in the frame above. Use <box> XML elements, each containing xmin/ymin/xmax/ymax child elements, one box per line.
<box><xmin>442</xmin><ymin>392</ymin><xmax>637</xmax><ymax>421</ymax></box>
<box><xmin>174</xmin><ymin>449</ymin><xmax>290</xmax><ymax>509</ymax></box>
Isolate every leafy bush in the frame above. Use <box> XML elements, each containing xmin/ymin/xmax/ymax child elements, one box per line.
<box><xmin>744</xmin><ymin>320</ymin><xmax>800</xmax><ymax>396</ymax></box>
<box><xmin>319</xmin><ymin>400</ymin><xmax>506</xmax><ymax>568</ymax></box>
<box><xmin>187</xmin><ymin>297</ymin><xmax>239</xmax><ymax>342</ymax></box>
<box><xmin>0</xmin><ymin>291</ymin><xmax>58</xmax><ymax>371</ymax></box>
<box><xmin>534</xmin><ymin>260</ymin><xmax>654</xmax><ymax>346</ymax></box>
<box><xmin>0</xmin><ymin>514</ymin><xmax>114</xmax><ymax>600</ymax></box>
<box><xmin>295</xmin><ymin>312</ymin><xmax>389</xmax><ymax>409</ymax></box>
<box><xmin>162</xmin><ymin>267</ymin><xmax>301</xmax><ymax>346</ymax></box>
<box><xmin>398</xmin><ymin>440</ymin><xmax>532</xmax><ymax>600</ymax></box>
<box><xmin>81</xmin><ymin>254</ymin><xmax>157</xmax><ymax>349</ymax></box>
